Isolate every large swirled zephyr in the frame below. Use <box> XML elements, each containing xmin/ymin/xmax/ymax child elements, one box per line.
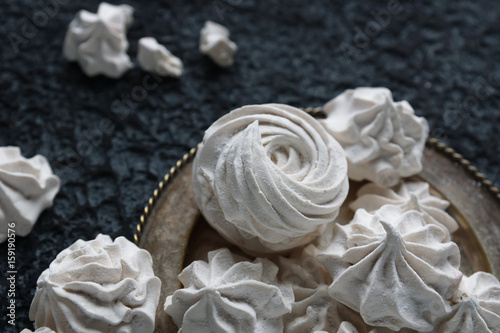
<box><xmin>192</xmin><ymin>104</ymin><xmax>349</xmax><ymax>254</ymax></box>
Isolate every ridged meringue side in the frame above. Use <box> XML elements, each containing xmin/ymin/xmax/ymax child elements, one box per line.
<box><xmin>317</xmin><ymin>207</ymin><xmax>462</xmax><ymax>332</ymax></box>
<box><xmin>320</xmin><ymin>87</ymin><xmax>429</xmax><ymax>187</ymax></box>
<box><xmin>350</xmin><ymin>182</ymin><xmax>459</xmax><ymax>234</ymax></box>
<box><xmin>20</xmin><ymin>328</ymin><xmax>56</xmax><ymax>333</ymax></box>
<box><xmin>0</xmin><ymin>147</ymin><xmax>60</xmax><ymax>243</ymax></box>
<box><xmin>29</xmin><ymin>234</ymin><xmax>161</xmax><ymax>333</ymax></box>
<box><xmin>63</xmin><ymin>2</ymin><xmax>134</xmax><ymax>78</ymax></box>
<box><xmin>192</xmin><ymin>104</ymin><xmax>349</xmax><ymax>254</ymax></box>
<box><xmin>164</xmin><ymin>248</ymin><xmax>294</xmax><ymax>333</ymax></box>
<box><xmin>435</xmin><ymin>272</ymin><xmax>500</xmax><ymax>332</ymax></box>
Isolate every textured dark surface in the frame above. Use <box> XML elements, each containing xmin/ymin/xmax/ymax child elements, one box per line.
<box><xmin>1</xmin><ymin>0</ymin><xmax>499</xmax><ymax>331</ymax></box>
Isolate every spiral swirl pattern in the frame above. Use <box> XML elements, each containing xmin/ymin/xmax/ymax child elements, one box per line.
<box><xmin>192</xmin><ymin>104</ymin><xmax>348</xmax><ymax>253</ymax></box>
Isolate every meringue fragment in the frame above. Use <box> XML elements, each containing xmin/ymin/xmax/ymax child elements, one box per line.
<box><xmin>164</xmin><ymin>248</ymin><xmax>294</xmax><ymax>333</ymax></box>
<box><xmin>29</xmin><ymin>234</ymin><xmax>161</xmax><ymax>333</ymax></box>
<box><xmin>137</xmin><ymin>37</ymin><xmax>183</xmax><ymax>77</ymax></box>
<box><xmin>199</xmin><ymin>21</ymin><xmax>238</xmax><ymax>67</ymax></box>
<box><xmin>350</xmin><ymin>181</ymin><xmax>459</xmax><ymax>234</ymax></box>
<box><xmin>63</xmin><ymin>2</ymin><xmax>134</xmax><ymax>78</ymax></box>
<box><xmin>192</xmin><ymin>104</ymin><xmax>349</xmax><ymax>254</ymax></box>
<box><xmin>0</xmin><ymin>146</ymin><xmax>60</xmax><ymax>243</ymax></box>
<box><xmin>318</xmin><ymin>207</ymin><xmax>462</xmax><ymax>331</ymax></box>
<box><xmin>320</xmin><ymin>87</ymin><xmax>429</xmax><ymax>187</ymax></box>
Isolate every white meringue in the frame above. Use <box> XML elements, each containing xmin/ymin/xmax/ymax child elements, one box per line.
<box><xmin>317</xmin><ymin>207</ymin><xmax>462</xmax><ymax>332</ymax></box>
<box><xmin>350</xmin><ymin>181</ymin><xmax>459</xmax><ymax>234</ymax></box>
<box><xmin>29</xmin><ymin>234</ymin><xmax>161</xmax><ymax>333</ymax></box>
<box><xmin>278</xmin><ymin>245</ymin><xmax>340</xmax><ymax>333</ymax></box>
<box><xmin>320</xmin><ymin>87</ymin><xmax>429</xmax><ymax>187</ymax></box>
<box><xmin>164</xmin><ymin>248</ymin><xmax>294</xmax><ymax>333</ymax></box>
<box><xmin>199</xmin><ymin>21</ymin><xmax>238</xmax><ymax>67</ymax></box>
<box><xmin>137</xmin><ymin>37</ymin><xmax>183</xmax><ymax>77</ymax></box>
<box><xmin>192</xmin><ymin>104</ymin><xmax>349</xmax><ymax>253</ymax></box>
<box><xmin>435</xmin><ymin>272</ymin><xmax>500</xmax><ymax>332</ymax></box>
<box><xmin>63</xmin><ymin>2</ymin><xmax>134</xmax><ymax>78</ymax></box>
<box><xmin>0</xmin><ymin>147</ymin><xmax>60</xmax><ymax>243</ymax></box>
<box><xmin>20</xmin><ymin>328</ymin><xmax>56</xmax><ymax>333</ymax></box>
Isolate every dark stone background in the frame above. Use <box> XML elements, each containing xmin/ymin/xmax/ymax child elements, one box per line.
<box><xmin>1</xmin><ymin>0</ymin><xmax>499</xmax><ymax>331</ymax></box>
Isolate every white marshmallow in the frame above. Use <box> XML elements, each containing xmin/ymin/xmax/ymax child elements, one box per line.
<box><xmin>192</xmin><ymin>104</ymin><xmax>349</xmax><ymax>254</ymax></box>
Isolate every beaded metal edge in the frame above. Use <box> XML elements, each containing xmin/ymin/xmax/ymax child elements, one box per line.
<box><xmin>133</xmin><ymin>108</ymin><xmax>500</xmax><ymax>245</ymax></box>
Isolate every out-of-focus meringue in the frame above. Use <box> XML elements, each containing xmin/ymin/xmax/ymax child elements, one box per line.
<box><xmin>29</xmin><ymin>234</ymin><xmax>161</xmax><ymax>333</ymax></box>
<box><xmin>435</xmin><ymin>272</ymin><xmax>500</xmax><ymax>332</ymax></box>
<box><xmin>350</xmin><ymin>182</ymin><xmax>459</xmax><ymax>234</ymax></box>
<box><xmin>199</xmin><ymin>21</ymin><xmax>237</xmax><ymax>67</ymax></box>
<box><xmin>63</xmin><ymin>2</ymin><xmax>134</xmax><ymax>78</ymax></box>
<box><xmin>20</xmin><ymin>328</ymin><xmax>56</xmax><ymax>333</ymax></box>
<box><xmin>0</xmin><ymin>147</ymin><xmax>60</xmax><ymax>243</ymax></box>
<box><xmin>137</xmin><ymin>37</ymin><xmax>183</xmax><ymax>77</ymax></box>
<box><xmin>320</xmin><ymin>87</ymin><xmax>429</xmax><ymax>187</ymax></box>
<box><xmin>164</xmin><ymin>248</ymin><xmax>294</xmax><ymax>333</ymax></box>
<box><xmin>192</xmin><ymin>104</ymin><xmax>349</xmax><ymax>254</ymax></box>
<box><xmin>317</xmin><ymin>206</ymin><xmax>462</xmax><ymax>332</ymax></box>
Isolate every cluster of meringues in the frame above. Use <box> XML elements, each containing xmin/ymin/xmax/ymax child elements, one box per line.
<box><xmin>25</xmin><ymin>88</ymin><xmax>500</xmax><ymax>333</ymax></box>
<box><xmin>164</xmin><ymin>87</ymin><xmax>500</xmax><ymax>333</ymax></box>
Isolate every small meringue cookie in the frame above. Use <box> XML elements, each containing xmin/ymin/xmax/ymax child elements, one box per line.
<box><xmin>435</xmin><ymin>272</ymin><xmax>500</xmax><ymax>332</ymax></box>
<box><xmin>164</xmin><ymin>248</ymin><xmax>294</xmax><ymax>333</ymax></box>
<box><xmin>0</xmin><ymin>147</ymin><xmax>60</xmax><ymax>243</ymax></box>
<box><xmin>199</xmin><ymin>21</ymin><xmax>238</xmax><ymax>67</ymax></box>
<box><xmin>192</xmin><ymin>104</ymin><xmax>349</xmax><ymax>254</ymax></box>
<box><xmin>320</xmin><ymin>87</ymin><xmax>429</xmax><ymax>187</ymax></box>
<box><xmin>137</xmin><ymin>37</ymin><xmax>183</xmax><ymax>77</ymax></box>
<box><xmin>29</xmin><ymin>234</ymin><xmax>161</xmax><ymax>333</ymax></box>
<box><xmin>314</xmin><ymin>321</ymin><xmax>396</xmax><ymax>333</ymax></box>
<box><xmin>63</xmin><ymin>2</ymin><xmax>134</xmax><ymax>78</ymax></box>
<box><xmin>350</xmin><ymin>181</ymin><xmax>459</xmax><ymax>234</ymax></box>
<box><xmin>317</xmin><ymin>206</ymin><xmax>462</xmax><ymax>332</ymax></box>
<box><xmin>20</xmin><ymin>328</ymin><xmax>56</xmax><ymax>333</ymax></box>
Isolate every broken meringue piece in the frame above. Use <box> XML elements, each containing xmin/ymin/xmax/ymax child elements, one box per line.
<box><xmin>435</xmin><ymin>272</ymin><xmax>500</xmax><ymax>332</ymax></box>
<box><xmin>192</xmin><ymin>104</ymin><xmax>349</xmax><ymax>254</ymax></box>
<box><xmin>20</xmin><ymin>328</ymin><xmax>56</xmax><ymax>333</ymax></box>
<box><xmin>63</xmin><ymin>2</ymin><xmax>134</xmax><ymax>78</ymax></box>
<box><xmin>319</xmin><ymin>87</ymin><xmax>429</xmax><ymax>187</ymax></box>
<box><xmin>350</xmin><ymin>181</ymin><xmax>459</xmax><ymax>234</ymax></box>
<box><xmin>0</xmin><ymin>147</ymin><xmax>60</xmax><ymax>243</ymax></box>
<box><xmin>29</xmin><ymin>234</ymin><xmax>161</xmax><ymax>333</ymax></box>
<box><xmin>318</xmin><ymin>207</ymin><xmax>462</xmax><ymax>332</ymax></box>
<box><xmin>137</xmin><ymin>37</ymin><xmax>183</xmax><ymax>77</ymax></box>
<box><xmin>199</xmin><ymin>21</ymin><xmax>238</xmax><ymax>67</ymax></box>
<box><xmin>164</xmin><ymin>248</ymin><xmax>294</xmax><ymax>333</ymax></box>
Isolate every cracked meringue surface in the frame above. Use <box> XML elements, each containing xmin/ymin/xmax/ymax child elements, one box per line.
<box><xmin>29</xmin><ymin>234</ymin><xmax>161</xmax><ymax>333</ymax></box>
<box><xmin>199</xmin><ymin>21</ymin><xmax>238</xmax><ymax>67</ymax></box>
<box><xmin>350</xmin><ymin>182</ymin><xmax>459</xmax><ymax>234</ymax></box>
<box><xmin>137</xmin><ymin>37</ymin><xmax>183</xmax><ymax>77</ymax></box>
<box><xmin>317</xmin><ymin>206</ymin><xmax>463</xmax><ymax>332</ymax></box>
<box><xmin>192</xmin><ymin>104</ymin><xmax>349</xmax><ymax>254</ymax></box>
<box><xmin>0</xmin><ymin>147</ymin><xmax>60</xmax><ymax>243</ymax></box>
<box><xmin>435</xmin><ymin>272</ymin><xmax>500</xmax><ymax>332</ymax></box>
<box><xmin>63</xmin><ymin>2</ymin><xmax>134</xmax><ymax>78</ymax></box>
<box><xmin>164</xmin><ymin>248</ymin><xmax>294</xmax><ymax>333</ymax></box>
<box><xmin>319</xmin><ymin>87</ymin><xmax>429</xmax><ymax>187</ymax></box>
